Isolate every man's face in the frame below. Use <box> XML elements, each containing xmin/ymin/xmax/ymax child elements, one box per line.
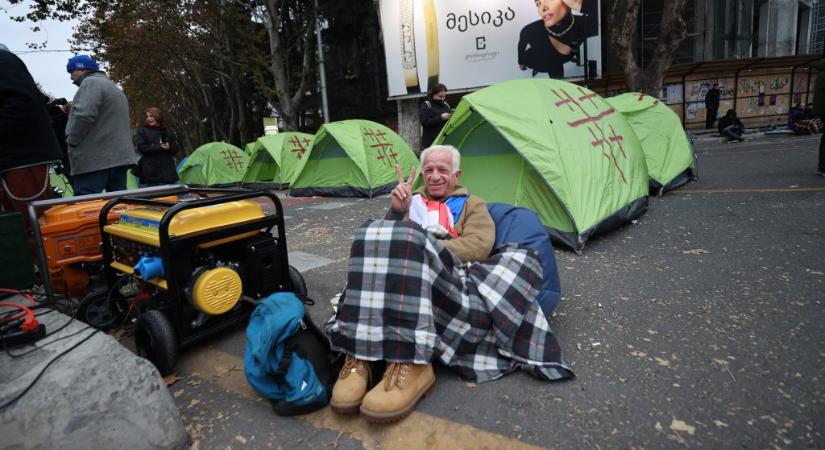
<box><xmin>423</xmin><ymin>150</ymin><xmax>460</xmax><ymax>200</ymax></box>
<box><xmin>535</xmin><ymin>0</ymin><xmax>568</xmax><ymax>28</ymax></box>
<box><xmin>70</xmin><ymin>69</ymin><xmax>85</xmax><ymax>81</ymax></box>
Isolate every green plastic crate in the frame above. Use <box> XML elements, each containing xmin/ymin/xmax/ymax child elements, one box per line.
<box><xmin>0</xmin><ymin>212</ymin><xmax>35</xmax><ymax>290</ymax></box>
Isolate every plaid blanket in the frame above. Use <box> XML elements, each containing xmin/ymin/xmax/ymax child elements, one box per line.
<box><xmin>323</xmin><ymin>220</ymin><xmax>573</xmax><ymax>383</ymax></box>
<box><xmin>794</xmin><ymin>119</ymin><xmax>823</xmax><ymax>135</ymax></box>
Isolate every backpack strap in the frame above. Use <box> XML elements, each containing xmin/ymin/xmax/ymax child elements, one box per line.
<box><xmin>274</xmin><ymin>347</ymin><xmax>294</xmax><ymax>385</ymax></box>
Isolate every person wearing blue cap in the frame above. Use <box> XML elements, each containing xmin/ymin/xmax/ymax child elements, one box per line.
<box><xmin>64</xmin><ymin>54</ymin><xmax>137</xmax><ymax>194</ymax></box>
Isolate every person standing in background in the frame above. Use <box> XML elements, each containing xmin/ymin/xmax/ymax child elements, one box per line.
<box><xmin>0</xmin><ymin>43</ymin><xmax>62</xmax><ymax>226</ymax></box>
<box><xmin>132</xmin><ymin>107</ymin><xmax>179</xmax><ymax>187</ymax></box>
<box><xmin>419</xmin><ymin>83</ymin><xmax>451</xmax><ymax>151</ymax></box>
<box><xmin>704</xmin><ymin>83</ymin><xmax>720</xmax><ymax>129</ymax></box>
<box><xmin>64</xmin><ymin>55</ymin><xmax>136</xmax><ymax>195</ymax></box>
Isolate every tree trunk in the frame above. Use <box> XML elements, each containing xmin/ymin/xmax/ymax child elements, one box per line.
<box><xmin>609</xmin><ymin>0</ymin><xmax>687</xmax><ymax>96</ymax></box>
<box><xmin>397</xmin><ymin>99</ymin><xmax>421</xmax><ymax>155</ymax></box>
<box><xmin>264</xmin><ymin>0</ymin><xmax>315</xmax><ymax>131</ymax></box>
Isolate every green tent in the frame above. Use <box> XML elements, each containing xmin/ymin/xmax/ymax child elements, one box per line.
<box><xmin>434</xmin><ymin>78</ymin><xmax>649</xmax><ymax>251</ymax></box>
<box><xmin>241</xmin><ymin>133</ymin><xmax>314</xmax><ymax>189</ymax></box>
<box><xmin>290</xmin><ymin>120</ymin><xmax>418</xmax><ymax>197</ymax></box>
<box><xmin>605</xmin><ymin>92</ymin><xmax>697</xmax><ymax>194</ymax></box>
<box><xmin>243</xmin><ymin>142</ymin><xmax>256</xmax><ymax>155</ymax></box>
<box><xmin>178</xmin><ymin>142</ymin><xmax>249</xmax><ymax>186</ymax></box>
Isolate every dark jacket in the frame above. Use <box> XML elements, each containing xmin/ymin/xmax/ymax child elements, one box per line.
<box><xmin>717</xmin><ymin>115</ymin><xmax>744</xmax><ymax>134</ymax></box>
<box><xmin>517</xmin><ymin>1</ymin><xmax>598</xmax><ymax>77</ymax></box>
<box><xmin>419</xmin><ymin>97</ymin><xmax>451</xmax><ymax>149</ymax></box>
<box><xmin>704</xmin><ymin>88</ymin><xmax>720</xmax><ymax>109</ymax></box>
<box><xmin>812</xmin><ymin>59</ymin><xmax>825</xmax><ymax>118</ymax></box>
<box><xmin>133</xmin><ymin>124</ymin><xmax>179</xmax><ymax>185</ymax></box>
<box><xmin>0</xmin><ymin>50</ymin><xmax>62</xmax><ymax>173</ymax></box>
<box><xmin>518</xmin><ymin>20</ymin><xmax>571</xmax><ymax>77</ymax></box>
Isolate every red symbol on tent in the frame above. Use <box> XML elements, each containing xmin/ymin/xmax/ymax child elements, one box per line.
<box><xmin>577</xmin><ymin>87</ymin><xmax>599</xmax><ymax>108</ymax></box>
<box><xmin>637</xmin><ymin>92</ymin><xmax>660</xmax><ymax>105</ymax></box>
<box><xmin>552</xmin><ymin>88</ymin><xmax>628</xmax><ymax>184</ymax></box>
<box><xmin>552</xmin><ymin>89</ymin><xmax>576</xmax><ymax>112</ymax></box>
<box><xmin>221</xmin><ymin>150</ymin><xmax>244</xmax><ymax>170</ymax></box>
<box><xmin>288</xmin><ymin>136</ymin><xmax>308</xmax><ymax>159</ymax></box>
<box><xmin>364</xmin><ymin>127</ymin><xmax>398</xmax><ymax>167</ymax></box>
<box><xmin>607</xmin><ymin>124</ymin><xmax>627</xmax><ymax>159</ymax></box>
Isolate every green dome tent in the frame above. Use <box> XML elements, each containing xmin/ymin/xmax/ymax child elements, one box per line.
<box><xmin>289</xmin><ymin>120</ymin><xmax>418</xmax><ymax>197</ymax></box>
<box><xmin>434</xmin><ymin>78</ymin><xmax>649</xmax><ymax>252</ymax></box>
<box><xmin>605</xmin><ymin>92</ymin><xmax>697</xmax><ymax>194</ymax></box>
<box><xmin>241</xmin><ymin>133</ymin><xmax>314</xmax><ymax>189</ymax></box>
<box><xmin>178</xmin><ymin>142</ymin><xmax>249</xmax><ymax>186</ymax></box>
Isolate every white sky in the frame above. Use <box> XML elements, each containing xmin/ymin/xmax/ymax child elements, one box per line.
<box><xmin>1</xmin><ymin>5</ymin><xmax>79</xmax><ymax>100</ymax></box>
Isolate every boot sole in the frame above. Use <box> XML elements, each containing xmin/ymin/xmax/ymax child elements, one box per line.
<box><xmin>359</xmin><ymin>377</ymin><xmax>436</xmax><ymax>424</ymax></box>
<box><xmin>330</xmin><ymin>401</ymin><xmax>361</xmax><ymax>415</ymax></box>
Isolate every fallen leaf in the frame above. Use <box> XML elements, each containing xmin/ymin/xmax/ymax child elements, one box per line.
<box><xmin>670</xmin><ymin>419</ymin><xmax>696</xmax><ymax>435</ymax></box>
<box><xmin>188</xmin><ymin>399</ymin><xmax>201</xmax><ymax>408</ymax></box>
<box><xmin>682</xmin><ymin>249</ymin><xmax>711</xmax><ymax>255</ymax></box>
<box><xmin>655</xmin><ymin>422</ymin><xmax>664</xmax><ymax>432</ymax></box>
<box><xmin>465</xmin><ymin>382</ymin><xmax>477</xmax><ymax>389</ymax></box>
<box><xmin>630</xmin><ymin>351</ymin><xmax>647</xmax><ymax>357</ymax></box>
<box><xmin>654</xmin><ymin>357</ymin><xmax>670</xmax><ymax>367</ymax></box>
<box><xmin>163</xmin><ymin>374</ymin><xmax>181</xmax><ymax>386</ymax></box>
<box><xmin>712</xmin><ymin>358</ymin><xmax>729</xmax><ymax>367</ymax></box>
<box><xmin>713</xmin><ymin>420</ymin><xmax>729</xmax><ymax>428</ymax></box>
<box><xmin>173</xmin><ymin>389</ymin><xmax>184</xmax><ymax>398</ymax></box>
<box><xmin>234</xmin><ymin>435</ymin><xmax>247</xmax><ymax>444</ymax></box>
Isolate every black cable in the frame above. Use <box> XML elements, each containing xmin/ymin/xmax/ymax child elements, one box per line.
<box><xmin>0</xmin><ymin>328</ymin><xmax>99</xmax><ymax>410</ymax></box>
<box><xmin>4</xmin><ymin>323</ymin><xmax>94</xmax><ymax>358</ymax></box>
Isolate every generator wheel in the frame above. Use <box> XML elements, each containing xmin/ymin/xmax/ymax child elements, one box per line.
<box><xmin>77</xmin><ymin>289</ymin><xmax>119</xmax><ymax>331</ymax></box>
<box><xmin>135</xmin><ymin>310</ymin><xmax>178</xmax><ymax>376</ymax></box>
<box><xmin>288</xmin><ymin>265</ymin><xmax>308</xmax><ymax>298</ymax></box>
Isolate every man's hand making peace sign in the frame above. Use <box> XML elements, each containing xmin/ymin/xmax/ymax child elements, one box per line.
<box><xmin>390</xmin><ymin>163</ymin><xmax>417</xmax><ymax>214</ymax></box>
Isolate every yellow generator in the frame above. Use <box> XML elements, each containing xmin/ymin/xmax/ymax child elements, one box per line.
<box><xmin>85</xmin><ymin>188</ymin><xmax>305</xmax><ymax>375</ymax></box>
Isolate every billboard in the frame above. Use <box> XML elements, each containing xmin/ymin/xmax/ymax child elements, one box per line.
<box><xmin>379</xmin><ymin>0</ymin><xmax>602</xmax><ymax>98</ymax></box>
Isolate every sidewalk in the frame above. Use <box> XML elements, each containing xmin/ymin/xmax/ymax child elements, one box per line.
<box><xmin>688</xmin><ymin>127</ymin><xmax>771</xmax><ymax>144</ymax></box>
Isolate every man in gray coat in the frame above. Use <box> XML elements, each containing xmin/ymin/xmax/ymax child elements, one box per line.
<box><xmin>65</xmin><ymin>55</ymin><xmax>136</xmax><ymax>194</ymax></box>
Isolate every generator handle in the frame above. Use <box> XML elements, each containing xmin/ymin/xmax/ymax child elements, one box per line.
<box><xmin>158</xmin><ymin>189</ymin><xmax>283</xmax><ymax>236</ymax></box>
<box><xmin>27</xmin><ymin>184</ymin><xmax>187</xmax><ymax>300</ymax></box>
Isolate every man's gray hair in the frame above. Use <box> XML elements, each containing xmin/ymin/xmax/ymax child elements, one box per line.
<box><xmin>420</xmin><ymin>144</ymin><xmax>461</xmax><ymax>174</ymax></box>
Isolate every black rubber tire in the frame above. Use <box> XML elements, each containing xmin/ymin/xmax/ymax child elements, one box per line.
<box><xmin>288</xmin><ymin>265</ymin><xmax>308</xmax><ymax>298</ymax></box>
<box><xmin>76</xmin><ymin>289</ymin><xmax>119</xmax><ymax>331</ymax></box>
<box><xmin>134</xmin><ymin>310</ymin><xmax>178</xmax><ymax>376</ymax></box>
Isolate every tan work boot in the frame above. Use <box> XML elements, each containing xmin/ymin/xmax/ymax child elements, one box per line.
<box><xmin>360</xmin><ymin>363</ymin><xmax>435</xmax><ymax>423</ymax></box>
<box><xmin>330</xmin><ymin>355</ymin><xmax>371</xmax><ymax>414</ymax></box>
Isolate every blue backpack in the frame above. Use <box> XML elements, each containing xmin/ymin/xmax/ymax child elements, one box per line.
<box><xmin>244</xmin><ymin>292</ymin><xmax>334</xmax><ymax>416</ymax></box>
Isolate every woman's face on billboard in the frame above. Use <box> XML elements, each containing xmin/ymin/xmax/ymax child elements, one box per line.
<box><xmin>535</xmin><ymin>0</ymin><xmax>569</xmax><ymax>28</ymax></box>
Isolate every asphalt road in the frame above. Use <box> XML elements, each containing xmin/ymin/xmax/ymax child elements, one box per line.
<box><xmin>169</xmin><ymin>133</ymin><xmax>825</xmax><ymax>449</ymax></box>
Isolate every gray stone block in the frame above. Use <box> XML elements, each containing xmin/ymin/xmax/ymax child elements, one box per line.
<box><xmin>0</xmin><ymin>305</ymin><xmax>189</xmax><ymax>450</ymax></box>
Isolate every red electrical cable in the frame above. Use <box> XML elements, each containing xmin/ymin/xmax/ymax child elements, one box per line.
<box><xmin>0</xmin><ymin>288</ymin><xmax>39</xmax><ymax>331</ymax></box>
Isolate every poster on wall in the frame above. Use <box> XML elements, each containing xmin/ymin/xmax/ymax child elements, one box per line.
<box><xmin>378</xmin><ymin>0</ymin><xmax>602</xmax><ymax>98</ymax></box>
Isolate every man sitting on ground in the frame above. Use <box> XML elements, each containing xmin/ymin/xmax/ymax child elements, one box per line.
<box><xmin>718</xmin><ymin>109</ymin><xmax>746</xmax><ymax>143</ymax></box>
<box><xmin>323</xmin><ymin>145</ymin><xmax>572</xmax><ymax>424</ymax></box>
